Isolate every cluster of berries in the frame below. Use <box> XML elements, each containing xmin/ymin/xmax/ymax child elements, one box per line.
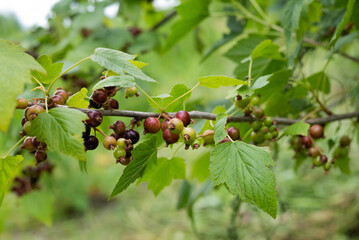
<box><xmin>250</xmin><ymin>108</ymin><xmax>278</xmax><ymax>145</ymax></box>
<box><xmin>11</xmin><ymin>162</ymin><xmax>54</xmax><ymax>197</ymax></box>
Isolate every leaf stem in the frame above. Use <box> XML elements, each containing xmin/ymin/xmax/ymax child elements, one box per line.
<box><xmin>94</xmin><ymin>127</ymin><xmax>107</xmax><ymax>137</ymax></box>
<box><xmin>248</xmin><ymin>58</ymin><xmax>253</xmax><ymax>86</ymax></box>
<box><xmin>2</xmin><ymin>136</ymin><xmax>26</xmax><ymax>159</ymax></box>
<box><xmin>242</xmin><ymin>128</ymin><xmax>253</xmax><ymax>140</ymax></box>
<box><xmin>135</xmin><ymin>83</ymin><xmax>163</xmax><ymax>112</ymax></box>
<box><xmin>46</xmin><ymin>56</ymin><xmax>91</xmax><ymax>95</ymax></box>
<box><xmin>32</xmin><ymin>76</ymin><xmax>47</xmax><ymax>97</ymax></box>
<box><xmin>163</xmin><ymin>82</ymin><xmax>200</xmax><ymax>112</ymax></box>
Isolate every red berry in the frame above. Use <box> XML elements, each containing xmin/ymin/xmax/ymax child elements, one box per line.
<box><xmin>320</xmin><ymin>155</ymin><xmax>328</xmax><ymax>164</ymax></box>
<box><xmin>54</xmin><ymin>89</ymin><xmax>69</xmax><ymax>102</ymax></box>
<box><xmin>253</xmin><ymin>108</ymin><xmax>264</xmax><ymax>118</ymax></box>
<box><xmin>308</xmin><ymin>147</ymin><xmax>320</xmax><ymax>158</ymax></box>
<box><xmin>21</xmin><ymin>117</ymin><xmax>27</xmax><ymax>126</ymax></box>
<box><xmin>35</xmin><ymin>150</ymin><xmax>47</xmax><ymax>165</ymax></box>
<box><xmin>175</xmin><ymin>111</ymin><xmax>191</xmax><ymax>127</ymax></box>
<box><xmin>92</xmin><ymin>89</ymin><xmax>108</xmax><ymax>104</ymax></box>
<box><xmin>109</xmin><ymin>120</ymin><xmax>126</xmax><ymax>135</ymax></box>
<box><xmin>21</xmin><ymin>137</ymin><xmax>35</xmax><ymax>152</ymax></box>
<box><xmin>85</xmin><ymin>110</ymin><xmax>103</xmax><ymax>127</ymax></box>
<box><xmin>227</xmin><ymin>127</ymin><xmax>240</xmax><ymax>141</ymax></box>
<box><xmin>163</xmin><ymin>129</ymin><xmax>179</xmax><ymax>146</ymax></box>
<box><xmin>32</xmin><ymin>137</ymin><xmax>47</xmax><ymax>150</ymax></box>
<box><xmin>301</xmin><ymin>136</ymin><xmax>313</xmax><ymax>148</ymax></box>
<box><xmin>108</xmin><ymin>99</ymin><xmax>119</xmax><ymax>110</ymax></box>
<box><xmin>144</xmin><ymin>117</ymin><xmax>161</xmax><ymax>134</ymax></box>
<box><xmin>161</xmin><ymin>120</ymin><xmax>169</xmax><ymax>131</ymax></box>
<box><xmin>51</xmin><ymin>95</ymin><xmax>65</xmax><ymax>105</ymax></box>
<box><xmin>17</xmin><ymin>98</ymin><xmax>28</xmax><ymax>109</ymax></box>
<box><xmin>104</xmin><ymin>86</ymin><xmax>116</xmax><ymax>96</ymax></box>
<box><xmin>309</xmin><ymin>124</ymin><xmax>324</xmax><ymax>139</ymax></box>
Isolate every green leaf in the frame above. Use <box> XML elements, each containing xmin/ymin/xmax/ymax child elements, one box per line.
<box><xmin>0</xmin><ymin>155</ymin><xmax>23</xmax><ymax>204</ymax></box>
<box><xmin>66</xmin><ymin>88</ymin><xmax>89</xmax><ymax>109</ymax></box>
<box><xmin>210</xmin><ymin>141</ymin><xmax>277</xmax><ymax>218</ymax></box>
<box><xmin>335</xmin><ymin>156</ymin><xmax>351</xmax><ymax>175</ymax></box>
<box><xmin>284</xmin><ymin>121</ymin><xmax>310</xmax><ymax>136</ymax></box>
<box><xmin>198</xmin><ymin>75</ymin><xmax>248</xmax><ymax>89</ymax></box>
<box><xmin>251</xmin><ymin>40</ymin><xmax>284</xmax><ymax>61</ymax></box>
<box><xmin>191</xmin><ymin>152</ymin><xmax>210</xmax><ymax>182</ymax></box>
<box><xmin>91</xmin><ymin>48</ymin><xmax>156</xmax><ymax>83</ymax></box>
<box><xmin>109</xmin><ymin>135</ymin><xmax>158</xmax><ymax>199</ymax></box>
<box><xmin>214</xmin><ymin>113</ymin><xmax>227</xmax><ymax>144</ymax></box>
<box><xmin>148</xmin><ymin>84</ymin><xmax>191</xmax><ymax>112</ymax></box>
<box><xmin>306</xmin><ymin>72</ymin><xmax>330</xmax><ymax>94</ymax></box>
<box><xmin>141</xmin><ymin>157</ymin><xmax>185</xmax><ymax>196</ymax></box>
<box><xmin>225</xmin><ymin>35</ymin><xmax>266</xmax><ymax>62</ymax></box>
<box><xmin>31</xmin><ymin>55</ymin><xmax>64</xmax><ymax>84</ymax></box>
<box><xmin>20</xmin><ymin>191</ymin><xmax>54</xmax><ymax>226</ymax></box>
<box><xmin>78</xmin><ymin>160</ymin><xmax>87</xmax><ymax>173</ymax></box>
<box><xmin>163</xmin><ymin>0</ymin><xmax>211</xmax><ymax>52</ymax></box>
<box><xmin>281</xmin><ymin>0</ymin><xmax>304</xmax><ymax>46</ymax></box>
<box><xmin>30</xmin><ymin>108</ymin><xmax>88</xmax><ymax>161</ymax></box>
<box><xmin>0</xmin><ymin>40</ymin><xmax>45</xmax><ymax>132</ymax></box>
<box><xmin>92</xmin><ymin>75</ymin><xmax>135</xmax><ymax>90</ymax></box>
<box><xmin>330</xmin><ymin>0</ymin><xmax>355</xmax><ymax>47</ymax></box>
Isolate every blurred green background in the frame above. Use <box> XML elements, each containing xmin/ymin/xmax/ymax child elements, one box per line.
<box><xmin>1</xmin><ymin>0</ymin><xmax>359</xmax><ymax>239</ymax></box>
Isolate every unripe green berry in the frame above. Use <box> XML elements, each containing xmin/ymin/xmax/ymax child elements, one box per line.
<box><xmin>117</xmin><ymin>138</ymin><xmax>126</xmax><ymax>148</ymax></box>
<box><xmin>113</xmin><ymin>148</ymin><xmax>126</xmax><ymax>159</ymax></box>
<box><xmin>103</xmin><ymin>136</ymin><xmax>117</xmax><ymax>150</ymax></box>
<box><xmin>264</xmin><ymin>117</ymin><xmax>273</xmax><ymax>126</ymax></box>
<box><xmin>251</xmin><ymin>121</ymin><xmax>262</xmax><ymax>131</ymax></box>
<box><xmin>182</xmin><ymin>127</ymin><xmax>197</xmax><ymax>145</ymax></box>
<box><xmin>203</xmin><ymin>130</ymin><xmax>214</xmax><ymax>145</ymax></box>
<box><xmin>125</xmin><ymin>87</ymin><xmax>138</xmax><ymax>98</ymax></box>
<box><xmin>168</xmin><ymin>118</ymin><xmax>184</xmax><ymax>134</ymax></box>
<box><xmin>253</xmin><ymin>108</ymin><xmax>264</xmax><ymax>119</ymax></box>
<box><xmin>250</xmin><ymin>96</ymin><xmax>260</xmax><ymax>106</ymax></box>
<box><xmin>17</xmin><ymin>98</ymin><xmax>28</xmax><ymax>109</ymax></box>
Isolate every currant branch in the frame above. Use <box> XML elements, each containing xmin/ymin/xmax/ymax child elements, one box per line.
<box><xmin>26</xmin><ymin>102</ymin><xmax>359</xmax><ymax>125</ymax></box>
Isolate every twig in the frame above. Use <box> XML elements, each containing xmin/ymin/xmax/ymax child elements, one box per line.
<box><xmin>151</xmin><ymin>11</ymin><xmax>177</xmax><ymax>31</ymax></box>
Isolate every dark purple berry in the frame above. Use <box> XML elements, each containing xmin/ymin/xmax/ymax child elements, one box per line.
<box><xmin>104</xmin><ymin>86</ymin><xmax>116</xmax><ymax>96</ymax></box>
<box><xmin>32</xmin><ymin>137</ymin><xmax>47</xmax><ymax>150</ymax></box>
<box><xmin>109</xmin><ymin>120</ymin><xmax>126</xmax><ymax>135</ymax></box>
<box><xmin>84</xmin><ymin>135</ymin><xmax>99</xmax><ymax>151</ymax></box>
<box><xmin>35</xmin><ymin>150</ymin><xmax>47</xmax><ymax>165</ymax></box>
<box><xmin>89</xmin><ymin>99</ymin><xmax>102</xmax><ymax>109</ymax></box>
<box><xmin>92</xmin><ymin>89</ymin><xmax>108</xmax><ymax>104</ymax></box>
<box><xmin>85</xmin><ymin>110</ymin><xmax>103</xmax><ymax>127</ymax></box>
<box><xmin>82</xmin><ymin>123</ymin><xmax>91</xmax><ymax>138</ymax></box>
<box><xmin>301</xmin><ymin>136</ymin><xmax>313</xmax><ymax>148</ymax></box>
<box><xmin>227</xmin><ymin>127</ymin><xmax>240</xmax><ymax>141</ymax></box>
<box><xmin>108</xmin><ymin>99</ymin><xmax>119</xmax><ymax>110</ymax></box>
<box><xmin>21</xmin><ymin>117</ymin><xmax>27</xmax><ymax>126</ymax></box>
<box><xmin>123</xmin><ymin>129</ymin><xmax>140</xmax><ymax>144</ymax></box>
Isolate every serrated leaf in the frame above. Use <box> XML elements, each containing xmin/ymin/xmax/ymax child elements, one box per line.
<box><xmin>30</xmin><ymin>108</ymin><xmax>87</xmax><ymax>161</ymax></box>
<box><xmin>306</xmin><ymin>72</ymin><xmax>330</xmax><ymax>94</ymax></box>
<box><xmin>330</xmin><ymin>0</ymin><xmax>355</xmax><ymax>47</ymax></box>
<box><xmin>0</xmin><ymin>155</ymin><xmax>23</xmax><ymax>204</ymax></box>
<box><xmin>198</xmin><ymin>75</ymin><xmax>248</xmax><ymax>89</ymax></box>
<box><xmin>31</xmin><ymin>55</ymin><xmax>64</xmax><ymax>84</ymax></box>
<box><xmin>0</xmin><ymin>40</ymin><xmax>45</xmax><ymax>132</ymax></box>
<box><xmin>141</xmin><ymin>157</ymin><xmax>185</xmax><ymax>196</ymax></box>
<box><xmin>281</xmin><ymin>0</ymin><xmax>304</xmax><ymax>47</ymax></box>
<box><xmin>148</xmin><ymin>84</ymin><xmax>191</xmax><ymax>112</ymax></box>
<box><xmin>251</xmin><ymin>40</ymin><xmax>285</xmax><ymax>61</ymax></box>
<box><xmin>20</xmin><ymin>191</ymin><xmax>54</xmax><ymax>226</ymax></box>
<box><xmin>210</xmin><ymin>141</ymin><xmax>277</xmax><ymax>218</ymax></box>
<box><xmin>163</xmin><ymin>0</ymin><xmax>211</xmax><ymax>52</ymax></box>
<box><xmin>92</xmin><ymin>75</ymin><xmax>135</xmax><ymax>90</ymax></box>
<box><xmin>284</xmin><ymin>121</ymin><xmax>310</xmax><ymax>136</ymax></box>
<box><xmin>91</xmin><ymin>48</ymin><xmax>156</xmax><ymax>82</ymax></box>
<box><xmin>109</xmin><ymin>135</ymin><xmax>157</xmax><ymax>199</ymax></box>
<box><xmin>66</xmin><ymin>88</ymin><xmax>89</xmax><ymax>109</ymax></box>
<box><xmin>225</xmin><ymin>35</ymin><xmax>266</xmax><ymax>62</ymax></box>
<box><xmin>214</xmin><ymin>113</ymin><xmax>227</xmax><ymax>144</ymax></box>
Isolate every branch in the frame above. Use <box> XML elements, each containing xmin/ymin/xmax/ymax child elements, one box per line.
<box><xmin>151</xmin><ymin>11</ymin><xmax>177</xmax><ymax>31</ymax></box>
<box><xmin>27</xmin><ymin>102</ymin><xmax>359</xmax><ymax>125</ymax></box>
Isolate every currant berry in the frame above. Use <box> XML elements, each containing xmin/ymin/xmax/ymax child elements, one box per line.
<box><xmin>163</xmin><ymin>129</ymin><xmax>179</xmax><ymax>146</ymax></box>
<box><xmin>235</xmin><ymin>98</ymin><xmax>251</xmax><ymax>109</ymax></box>
<box><xmin>104</xmin><ymin>86</ymin><xmax>116</xmax><ymax>96</ymax></box>
<box><xmin>219</xmin><ymin>137</ymin><xmax>231</xmax><ymax>144</ymax></box>
<box><xmin>113</xmin><ymin>148</ymin><xmax>126</xmax><ymax>160</ymax></box>
<box><xmin>117</xmin><ymin>138</ymin><xmax>127</xmax><ymax>148</ymax></box>
<box><xmin>82</xmin><ymin>123</ymin><xmax>91</xmax><ymax>139</ymax></box>
<box><xmin>89</xmin><ymin>99</ymin><xmax>102</xmax><ymax>109</ymax></box>
<box><xmin>161</xmin><ymin>120</ymin><xmax>169</xmax><ymax>131</ymax></box>
<box><xmin>175</xmin><ymin>111</ymin><xmax>191</xmax><ymax>127</ymax></box>
<box><xmin>109</xmin><ymin>120</ymin><xmax>126</xmax><ymax>135</ymax></box>
<box><xmin>92</xmin><ymin>89</ymin><xmax>108</xmax><ymax>104</ymax></box>
<box><xmin>125</xmin><ymin>87</ymin><xmax>138</xmax><ymax>98</ymax></box>
<box><xmin>250</xmin><ymin>96</ymin><xmax>260</xmax><ymax>106</ymax></box>
<box><xmin>319</xmin><ymin>155</ymin><xmax>328</xmax><ymax>164</ymax></box>
<box><xmin>108</xmin><ymin>99</ymin><xmax>119</xmax><ymax>110</ymax></box>
<box><xmin>21</xmin><ymin>137</ymin><xmax>35</xmax><ymax>152</ymax></box>
<box><xmin>26</xmin><ymin>105</ymin><xmax>45</xmax><ymax>121</ymax></box>
<box><xmin>203</xmin><ymin>129</ymin><xmax>215</xmax><ymax>145</ymax></box>
<box><xmin>84</xmin><ymin>135</ymin><xmax>99</xmax><ymax>151</ymax></box>
<box><xmin>17</xmin><ymin>98</ymin><xmax>28</xmax><ymax>109</ymax></box>
<box><xmin>51</xmin><ymin>95</ymin><xmax>65</xmax><ymax>105</ymax></box>
<box><xmin>264</xmin><ymin>132</ymin><xmax>273</xmax><ymax>140</ymax></box>
<box><xmin>308</xmin><ymin>147</ymin><xmax>320</xmax><ymax>158</ymax></box>
<box><xmin>21</xmin><ymin>117</ymin><xmax>27</xmax><ymax>126</ymax></box>
<box><xmin>123</xmin><ymin>129</ymin><xmax>140</xmax><ymax>144</ymax></box>
<box><xmin>260</xmin><ymin>126</ymin><xmax>269</xmax><ymax>133</ymax></box>
<box><xmin>251</xmin><ymin>121</ymin><xmax>262</xmax><ymax>131</ymax></box>
<box><xmin>103</xmin><ymin>136</ymin><xmax>117</xmax><ymax>150</ymax></box>
<box><xmin>340</xmin><ymin>136</ymin><xmax>351</xmax><ymax>147</ymax></box>
<box><xmin>269</xmin><ymin>125</ymin><xmax>276</xmax><ymax>132</ymax></box>
<box><xmin>251</xmin><ymin>132</ymin><xmax>264</xmax><ymax>144</ymax></box>
<box><xmin>32</xmin><ymin>137</ymin><xmax>47</xmax><ymax>150</ymax></box>
<box><xmin>168</xmin><ymin>118</ymin><xmax>184</xmax><ymax>134</ymax></box>
<box><xmin>143</xmin><ymin>117</ymin><xmax>161</xmax><ymax>134</ymax></box>
<box><xmin>312</xmin><ymin>157</ymin><xmax>322</xmax><ymax>167</ymax></box>
<box><xmin>254</xmin><ymin>108</ymin><xmax>264</xmax><ymax>119</ymax></box>
<box><xmin>227</xmin><ymin>127</ymin><xmax>240</xmax><ymax>141</ymax></box>
<box><xmin>85</xmin><ymin>110</ymin><xmax>103</xmax><ymax>127</ymax></box>
<box><xmin>272</xmin><ymin>130</ymin><xmax>278</xmax><ymax>138</ymax></box>
<box><xmin>309</xmin><ymin>124</ymin><xmax>324</xmax><ymax>139</ymax></box>
<box><xmin>301</xmin><ymin>136</ymin><xmax>313</xmax><ymax>148</ymax></box>
<box><xmin>23</xmin><ymin>121</ymin><xmax>34</xmax><ymax>136</ymax></box>
<box><xmin>263</xmin><ymin>117</ymin><xmax>273</xmax><ymax>126</ymax></box>
<box><xmin>182</xmin><ymin>127</ymin><xmax>196</xmax><ymax>145</ymax></box>
<box><xmin>117</xmin><ymin>156</ymin><xmax>131</xmax><ymax>165</ymax></box>
<box><xmin>35</xmin><ymin>150</ymin><xmax>47</xmax><ymax>165</ymax></box>
<box><xmin>54</xmin><ymin>89</ymin><xmax>69</xmax><ymax>102</ymax></box>
<box><xmin>323</xmin><ymin>161</ymin><xmax>332</xmax><ymax>173</ymax></box>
